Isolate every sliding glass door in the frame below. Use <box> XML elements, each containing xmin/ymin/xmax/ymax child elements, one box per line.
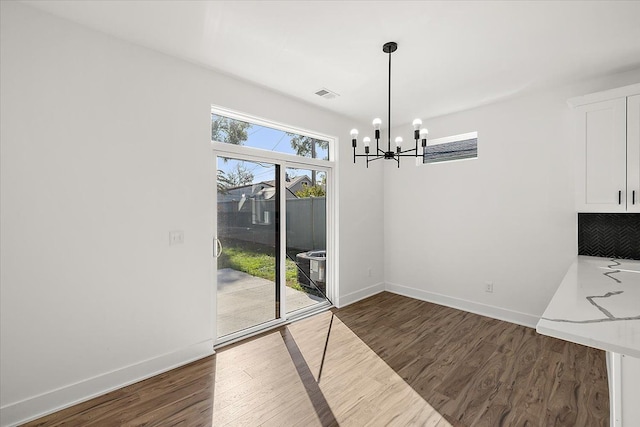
<box><xmin>214</xmin><ymin>156</ymin><xmax>332</xmax><ymax>342</ymax></box>
<box><xmin>215</xmin><ymin>157</ymin><xmax>281</xmax><ymax>338</ymax></box>
<box><xmin>285</xmin><ymin>166</ymin><xmax>328</xmax><ymax>314</ymax></box>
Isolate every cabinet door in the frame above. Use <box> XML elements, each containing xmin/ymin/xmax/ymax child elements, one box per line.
<box><xmin>576</xmin><ymin>98</ymin><xmax>627</xmax><ymax>212</ymax></box>
<box><xmin>628</xmin><ymin>94</ymin><xmax>640</xmax><ymax>213</ymax></box>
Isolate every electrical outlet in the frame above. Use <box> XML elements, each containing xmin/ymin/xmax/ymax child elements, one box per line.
<box><xmin>485</xmin><ymin>282</ymin><xmax>494</xmax><ymax>293</ymax></box>
<box><xmin>169</xmin><ymin>230</ymin><xmax>184</xmax><ymax>246</ymax></box>
<box><xmin>367</xmin><ymin>267</ymin><xmax>372</xmax><ymax>277</ymax></box>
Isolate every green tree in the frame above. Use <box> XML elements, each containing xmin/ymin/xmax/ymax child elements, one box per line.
<box><xmin>213</xmin><ymin>114</ymin><xmax>252</xmax><ymax>189</ymax></box>
<box><xmin>212</xmin><ymin>114</ymin><xmax>251</xmax><ymax>145</ymax></box>
<box><xmin>217</xmin><ymin>170</ymin><xmax>233</xmax><ymax>194</ymax></box>
<box><xmin>288</xmin><ymin>134</ymin><xmax>329</xmax><ymax>185</ymax></box>
<box><xmin>289</xmin><ymin>134</ymin><xmax>329</xmax><ymax>158</ymax></box>
<box><xmin>295</xmin><ymin>184</ymin><xmax>325</xmax><ymax>198</ymax></box>
<box><xmin>226</xmin><ymin>164</ymin><xmax>254</xmax><ymax>187</ymax></box>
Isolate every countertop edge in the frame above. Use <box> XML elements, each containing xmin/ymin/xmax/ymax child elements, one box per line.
<box><xmin>535</xmin><ymin>255</ymin><xmax>640</xmax><ymax>358</ymax></box>
<box><xmin>536</xmin><ymin>322</ymin><xmax>640</xmax><ymax>358</ymax></box>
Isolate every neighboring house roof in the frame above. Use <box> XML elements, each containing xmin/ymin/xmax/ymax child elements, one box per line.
<box><xmin>261</xmin><ymin>175</ymin><xmax>310</xmax><ymax>190</ymax></box>
<box><xmin>222</xmin><ymin>175</ymin><xmax>313</xmax><ymax>200</ymax></box>
<box><xmin>225</xmin><ymin>181</ymin><xmax>274</xmax><ymax>193</ymax></box>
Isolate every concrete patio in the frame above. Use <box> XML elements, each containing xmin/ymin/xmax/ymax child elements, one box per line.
<box><xmin>217</xmin><ymin>268</ymin><xmax>325</xmax><ymax>337</ymax></box>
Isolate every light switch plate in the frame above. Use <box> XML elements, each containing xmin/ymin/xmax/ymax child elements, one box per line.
<box><xmin>169</xmin><ymin>230</ymin><xmax>184</xmax><ymax>246</ymax></box>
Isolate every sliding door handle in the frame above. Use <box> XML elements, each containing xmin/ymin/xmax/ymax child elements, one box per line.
<box><xmin>215</xmin><ymin>238</ymin><xmax>223</xmax><ymax>257</ymax></box>
<box><xmin>619</xmin><ymin>190</ymin><xmax>622</xmax><ymax>205</ymax></box>
<box><xmin>213</xmin><ymin>238</ymin><xmax>223</xmax><ymax>258</ymax></box>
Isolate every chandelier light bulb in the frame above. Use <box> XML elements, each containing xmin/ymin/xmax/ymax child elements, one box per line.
<box><xmin>350</xmin><ymin>129</ymin><xmax>359</xmax><ymax>137</ymax></box>
<box><xmin>420</xmin><ymin>128</ymin><xmax>429</xmax><ymax>136</ymax></box>
<box><xmin>395</xmin><ymin>136</ymin><xmax>403</xmax><ymax>147</ymax></box>
<box><xmin>412</xmin><ymin>118</ymin><xmax>423</xmax><ymax>130</ymax></box>
<box><xmin>363</xmin><ymin>137</ymin><xmax>371</xmax><ymax>147</ymax></box>
<box><xmin>372</xmin><ymin>118</ymin><xmax>382</xmax><ymax>130</ymax></box>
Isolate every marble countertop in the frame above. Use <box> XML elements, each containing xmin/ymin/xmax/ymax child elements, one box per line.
<box><xmin>536</xmin><ymin>256</ymin><xmax>640</xmax><ymax>358</ymax></box>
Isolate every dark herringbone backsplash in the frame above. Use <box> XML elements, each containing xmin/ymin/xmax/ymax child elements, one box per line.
<box><xmin>578</xmin><ymin>213</ymin><xmax>640</xmax><ymax>260</ymax></box>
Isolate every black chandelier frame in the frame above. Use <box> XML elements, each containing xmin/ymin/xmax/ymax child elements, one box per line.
<box><xmin>351</xmin><ymin>42</ymin><xmax>428</xmax><ymax>168</ymax></box>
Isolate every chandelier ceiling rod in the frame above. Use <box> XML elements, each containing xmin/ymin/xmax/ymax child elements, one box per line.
<box><xmin>386</xmin><ymin>41</ymin><xmax>394</xmax><ymax>155</ymax></box>
<box><xmin>351</xmin><ymin>41</ymin><xmax>429</xmax><ymax>168</ymax></box>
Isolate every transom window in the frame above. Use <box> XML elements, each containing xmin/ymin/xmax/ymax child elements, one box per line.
<box><xmin>211</xmin><ymin>109</ymin><xmax>330</xmax><ymax>161</ymax></box>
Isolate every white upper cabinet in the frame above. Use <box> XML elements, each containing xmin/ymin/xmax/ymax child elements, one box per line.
<box><xmin>628</xmin><ymin>94</ymin><xmax>640</xmax><ymax>213</ymax></box>
<box><xmin>569</xmin><ymin>84</ymin><xmax>640</xmax><ymax>213</ymax></box>
<box><xmin>575</xmin><ymin>98</ymin><xmax>627</xmax><ymax>212</ymax></box>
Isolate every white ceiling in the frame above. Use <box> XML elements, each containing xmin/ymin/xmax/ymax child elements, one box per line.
<box><xmin>23</xmin><ymin>0</ymin><xmax>640</xmax><ymax>128</ymax></box>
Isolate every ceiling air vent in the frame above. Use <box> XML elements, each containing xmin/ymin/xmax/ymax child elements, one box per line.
<box><xmin>315</xmin><ymin>88</ymin><xmax>339</xmax><ymax>100</ymax></box>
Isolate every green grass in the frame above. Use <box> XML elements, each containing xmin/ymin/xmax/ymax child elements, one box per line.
<box><xmin>217</xmin><ymin>239</ymin><xmax>305</xmax><ymax>291</ymax></box>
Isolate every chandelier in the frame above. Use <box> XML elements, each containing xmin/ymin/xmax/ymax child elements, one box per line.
<box><xmin>351</xmin><ymin>42</ymin><xmax>429</xmax><ymax>168</ymax></box>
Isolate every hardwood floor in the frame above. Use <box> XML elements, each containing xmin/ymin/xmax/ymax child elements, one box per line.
<box><xmin>23</xmin><ymin>292</ymin><xmax>609</xmax><ymax>426</ymax></box>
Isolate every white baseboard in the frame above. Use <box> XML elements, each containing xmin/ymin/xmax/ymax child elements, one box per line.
<box><xmin>1</xmin><ymin>340</ymin><xmax>214</xmax><ymax>427</ymax></box>
<box><xmin>337</xmin><ymin>282</ymin><xmax>385</xmax><ymax>308</ymax></box>
<box><xmin>385</xmin><ymin>282</ymin><xmax>539</xmax><ymax>329</ymax></box>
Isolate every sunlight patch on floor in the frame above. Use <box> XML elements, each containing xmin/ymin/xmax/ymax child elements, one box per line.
<box><xmin>213</xmin><ymin>310</ymin><xmax>451</xmax><ymax>426</ymax></box>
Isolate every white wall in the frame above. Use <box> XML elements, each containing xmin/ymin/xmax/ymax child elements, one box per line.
<box><xmin>0</xmin><ymin>2</ymin><xmax>384</xmax><ymax>425</ymax></box>
<box><xmin>383</xmin><ymin>69</ymin><xmax>640</xmax><ymax>326</ymax></box>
